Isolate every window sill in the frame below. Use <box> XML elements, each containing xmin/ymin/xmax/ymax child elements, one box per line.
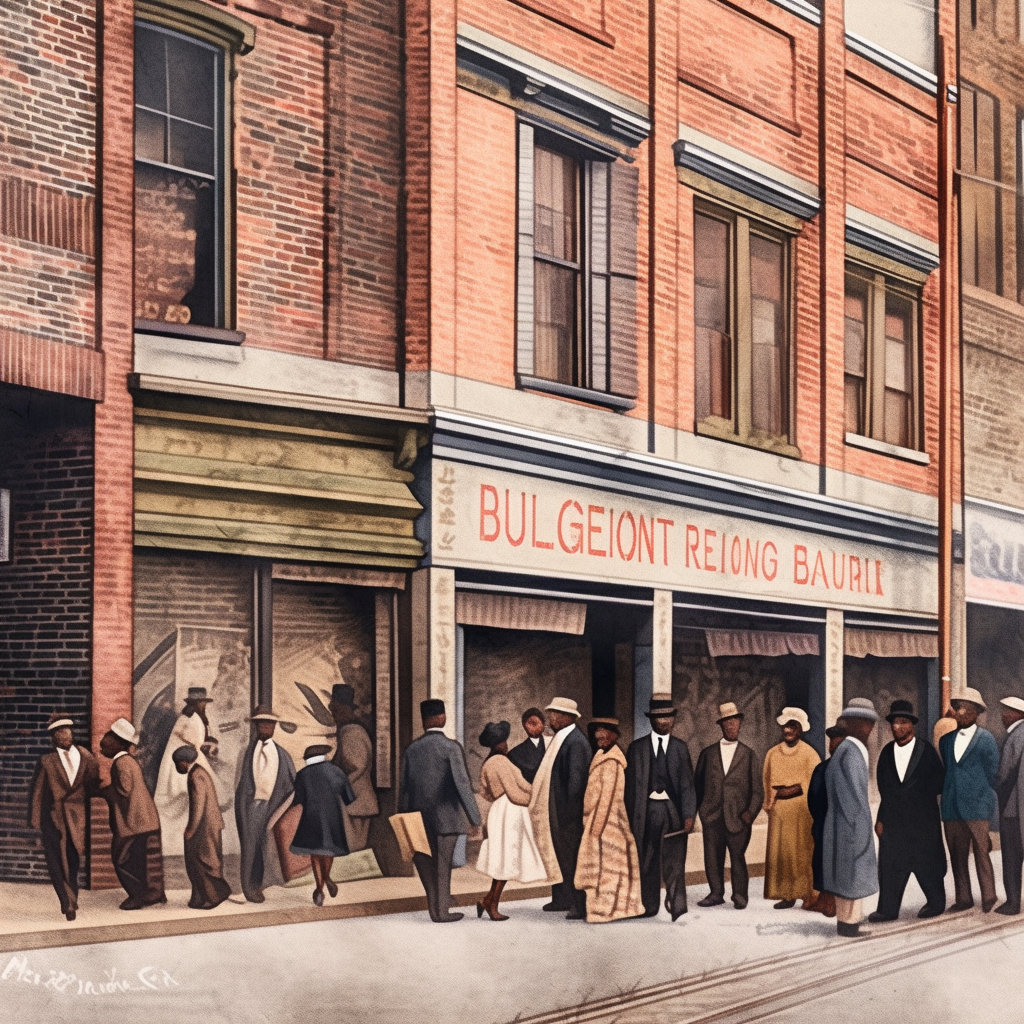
<box><xmin>517</xmin><ymin>374</ymin><xmax>636</xmax><ymax>412</ymax></box>
<box><xmin>844</xmin><ymin>432</ymin><xmax>929</xmax><ymax>465</ymax></box>
<box><xmin>696</xmin><ymin>418</ymin><xmax>802</xmax><ymax>460</ymax></box>
<box><xmin>135</xmin><ymin>320</ymin><xmax>245</xmax><ymax>346</ymax></box>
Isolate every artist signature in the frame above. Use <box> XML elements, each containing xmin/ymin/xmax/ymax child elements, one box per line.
<box><xmin>1</xmin><ymin>955</ymin><xmax>179</xmax><ymax>995</ymax></box>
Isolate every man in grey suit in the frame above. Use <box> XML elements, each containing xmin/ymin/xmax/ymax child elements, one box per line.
<box><xmin>399</xmin><ymin>699</ymin><xmax>481</xmax><ymax>922</ymax></box>
<box><xmin>625</xmin><ymin>694</ymin><xmax>697</xmax><ymax>920</ymax></box>
<box><xmin>694</xmin><ymin>702</ymin><xmax>763</xmax><ymax>910</ymax></box>
<box><xmin>995</xmin><ymin>696</ymin><xmax>1024</xmax><ymax>915</ymax></box>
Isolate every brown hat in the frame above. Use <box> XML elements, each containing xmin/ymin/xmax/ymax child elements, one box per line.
<box><xmin>589</xmin><ymin>717</ymin><xmax>621</xmax><ymax>734</ymax></box>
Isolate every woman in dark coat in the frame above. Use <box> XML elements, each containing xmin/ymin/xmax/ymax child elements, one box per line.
<box><xmin>289</xmin><ymin>744</ymin><xmax>356</xmax><ymax>906</ymax></box>
<box><xmin>806</xmin><ymin>724</ymin><xmax>846</xmax><ymax>919</ymax></box>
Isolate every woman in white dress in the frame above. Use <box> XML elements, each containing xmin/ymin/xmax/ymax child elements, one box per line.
<box><xmin>476</xmin><ymin>720</ymin><xmax>546</xmax><ymax>920</ymax></box>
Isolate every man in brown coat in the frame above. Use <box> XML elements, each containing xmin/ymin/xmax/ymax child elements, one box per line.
<box><xmin>174</xmin><ymin>745</ymin><xmax>232</xmax><ymax>910</ymax></box>
<box><xmin>329</xmin><ymin>683</ymin><xmax>378</xmax><ymax>851</ymax></box>
<box><xmin>99</xmin><ymin>718</ymin><xmax>166</xmax><ymax>910</ymax></box>
<box><xmin>29</xmin><ymin>713</ymin><xmax>99</xmax><ymax>920</ymax></box>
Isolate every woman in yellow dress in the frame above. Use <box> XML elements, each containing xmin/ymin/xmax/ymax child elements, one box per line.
<box><xmin>762</xmin><ymin>707</ymin><xmax>821</xmax><ymax>910</ymax></box>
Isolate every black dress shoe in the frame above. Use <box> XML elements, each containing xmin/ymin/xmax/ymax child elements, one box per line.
<box><xmin>995</xmin><ymin>903</ymin><xmax>1021</xmax><ymax>915</ymax></box>
<box><xmin>732</xmin><ymin>897</ymin><xmax>748</xmax><ymax>910</ymax></box>
<box><xmin>946</xmin><ymin>901</ymin><xmax>974</xmax><ymax>913</ymax></box>
<box><xmin>64</xmin><ymin>910</ymin><xmax>76</xmax><ymax>922</ymax></box>
<box><xmin>982</xmin><ymin>898</ymin><xmax>997</xmax><ymax>913</ymax></box>
<box><xmin>917</xmin><ymin>904</ymin><xmax>944</xmax><ymax>918</ymax></box>
<box><xmin>326</xmin><ymin>878</ymin><xmax>338</xmax><ymax>899</ymax></box>
<box><xmin>432</xmin><ymin>912</ymin><xmax>464</xmax><ymax>923</ymax></box>
<box><xmin>836</xmin><ymin>922</ymin><xmax>870</xmax><ymax>938</ymax></box>
<box><xmin>565</xmin><ymin>908</ymin><xmax>586</xmax><ymax>920</ymax></box>
<box><xmin>119</xmin><ymin>898</ymin><xmax>145</xmax><ymax>910</ymax></box>
<box><xmin>642</xmin><ymin>907</ymin><xmax>660</xmax><ymax>918</ymax></box>
<box><xmin>697</xmin><ymin>895</ymin><xmax>725</xmax><ymax>907</ymax></box>
<box><xmin>867</xmin><ymin>911</ymin><xmax>895</xmax><ymax>923</ymax></box>
<box><xmin>542</xmin><ymin>902</ymin><xmax>569</xmax><ymax>912</ymax></box>
<box><xmin>773</xmin><ymin>900</ymin><xmax>796</xmax><ymax>910</ymax></box>
<box><xmin>246</xmin><ymin>890</ymin><xmax>265</xmax><ymax>904</ymax></box>
<box><xmin>312</xmin><ymin>890</ymin><xmax>324</xmax><ymax>907</ymax></box>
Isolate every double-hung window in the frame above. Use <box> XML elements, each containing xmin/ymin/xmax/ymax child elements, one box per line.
<box><xmin>694</xmin><ymin>201</ymin><xmax>793</xmax><ymax>450</ymax></box>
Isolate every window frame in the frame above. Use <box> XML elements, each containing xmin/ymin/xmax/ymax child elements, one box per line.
<box><xmin>692</xmin><ymin>197</ymin><xmax>798</xmax><ymax>457</ymax></box>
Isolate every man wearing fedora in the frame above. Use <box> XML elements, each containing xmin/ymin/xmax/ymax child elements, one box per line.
<box><xmin>329</xmin><ymin>682</ymin><xmax>378</xmax><ymax>852</ymax></box>
<box><xmin>399</xmin><ymin>699</ymin><xmax>481</xmax><ymax>922</ymax></box>
<box><xmin>99</xmin><ymin>718</ymin><xmax>166</xmax><ymax>910</ymax></box>
<box><xmin>235</xmin><ymin>704</ymin><xmax>296</xmax><ymax>903</ymax></box>
<box><xmin>823</xmin><ymin>698</ymin><xmax>878</xmax><ymax>937</ymax></box>
<box><xmin>869</xmin><ymin>700</ymin><xmax>946</xmax><ymax>922</ymax></box>
<box><xmin>528</xmin><ymin>697</ymin><xmax>592</xmax><ymax>918</ymax></box>
<box><xmin>28</xmin><ymin>713</ymin><xmax>100</xmax><ymax>920</ymax></box>
<box><xmin>940</xmin><ymin>688</ymin><xmax>999</xmax><ymax>913</ymax></box>
<box><xmin>694</xmin><ymin>702</ymin><xmax>763</xmax><ymax>910</ymax></box>
<box><xmin>624</xmin><ymin>694</ymin><xmax>696</xmax><ymax>920</ymax></box>
<box><xmin>994</xmin><ymin>696</ymin><xmax>1024</xmax><ymax>915</ymax></box>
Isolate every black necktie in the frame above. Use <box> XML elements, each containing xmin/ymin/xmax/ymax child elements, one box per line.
<box><xmin>537</xmin><ymin>736</ymin><xmax>545</xmax><ymax>754</ymax></box>
<box><xmin>652</xmin><ymin>737</ymin><xmax>669</xmax><ymax>793</ymax></box>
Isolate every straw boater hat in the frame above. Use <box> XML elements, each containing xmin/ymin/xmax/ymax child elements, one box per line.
<box><xmin>952</xmin><ymin>687</ymin><xmax>987</xmax><ymax>711</ymax></box>
<box><xmin>250</xmin><ymin>704</ymin><xmax>280</xmax><ymax>721</ymax></box>
<box><xmin>1000</xmin><ymin>696</ymin><xmax>1024</xmax><ymax>715</ymax></box>
<box><xmin>589</xmin><ymin>717</ymin><xmax>621</xmax><ymax>734</ymax></box>
<box><xmin>840</xmin><ymin>697</ymin><xmax>878</xmax><ymax>722</ymax></box>
<box><xmin>546</xmin><ymin>697</ymin><xmax>581</xmax><ymax>718</ymax></box>
<box><xmin>46</xmin><ymin>713</ymin><xmax>74</xmax><ymax>732</ymax></box>
<box><xmin>777</xmin><ymin>707</ymin><xmax>811</xmax><ymax>733</ymax></box>
<box><xmin>716</xmin><ymin>701</ymin><xmax>742</xmax><ymax>723</ymax></box>
<box><xmin>886</xmin><ymin>699</ymin><xmax>918</xmax><ymax>724</ymax></box>
<box><xmin>647</xmin><ymin>694</ymin><xmax>677</xmax><ymax>719</ymax></box>
<box><xmin>109</xmin><ymin>717</ymin><xmax>140</xmax><ymax>745</ymax></box>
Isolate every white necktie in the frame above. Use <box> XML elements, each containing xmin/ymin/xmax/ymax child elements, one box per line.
<box><xmin>258</xmin><ymin>741</ymin><xmax>270</xmax><ymax>776</ymax></box>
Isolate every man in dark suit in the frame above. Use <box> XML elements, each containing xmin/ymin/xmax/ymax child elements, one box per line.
<box><xmin>507</xmin><ymin>707</ymin><xmax>546</xmax><ymax>783</ymax></box>
<box><xmin>694</xmin><ymin>702</ymin><xmax>763</xmax><ymax>910</ymax></box>
<box><xmin>994</xmin><ymin>696</ymin><xmax>1024</xmax><ymax>915</ymax></box>
<box><xmin>625</xmin><ymin>694</ymin><xmax>697</xmax><ymax>920</ymax></box>
<box><xmin>868</xmin><ymin>700</ymin><xmax>946</xmax><ymax>922</ymax></box>
<box><xmin>29</xmin><ymin>713</ymin><xmax>99</xmax><ymax>920</ymax></box>
<box><xmin>940</xmin><ymin>688</ymin><xmax>999</xmax><ymax>913</ymax></box>
<box><xmin>398</xmin><ymin>699</ymin><xmax>481</xmax><ymax>922</ymax></box>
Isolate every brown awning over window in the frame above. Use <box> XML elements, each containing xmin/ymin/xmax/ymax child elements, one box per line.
<box><xmin>844</xmin><ymin>628</ymin><xmax>938</xmax><ymax>658</ymax></box>
<box><xmin>455</xmin><ymin>592</ymin><xmax>587</xmax><ymax>635</ymax></box>
<box><xmin>703</xmin><ymin>628</ymin><xmax>819</xmax><ymax>658</ymax></box>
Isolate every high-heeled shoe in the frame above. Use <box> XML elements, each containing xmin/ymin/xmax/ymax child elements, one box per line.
<box><xmin>326</xmin><ymin>878</ymin><xmax>338</xmax><ymax>899</ymax></box>
<box><xmin>476</xmin><ymin>900</ymin><xmax>486</xmax><ymax>918</ymax></box>
<box><xmin>486</xmin><ymin>904</ymin><xmax>509</xmax><ymax>921</ymax></box>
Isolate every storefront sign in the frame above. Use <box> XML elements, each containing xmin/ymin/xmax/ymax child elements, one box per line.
<box><xmin>966</xmin><ymin>501</ymin><xmax>1024</xmax><ymax>607</ymax></box>
<box><xmin>432</xmin><ymin>460</ymin><xmax>937</xmax><ymax>615</ymax></box>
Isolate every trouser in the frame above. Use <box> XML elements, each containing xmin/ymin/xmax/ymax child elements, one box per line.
<box><xmin>549</xmin><ymin>826</ymin><xmax>587</xmax><ymax>915</ymax></box>
<box><xmin>701</xmin><ymin>817</ymin><xmax>752</xmax><ymax>903</ymax></box>
<box><xmin>41</xmin><ymin>825</ymin><xmax>80</xmax><ymax>914</ymax></box>
<box><xmin>1000</xmin><ymin>817</ymin><xmax>1023</xmax><ymax>911</ymax></box>
<box><xmin>876</xmin><ymin>861</ymin><xmax>946</xmax><ymax>917</ymax></box>
<box><xmin>412</xmin><ymin>833</ymin><xmax>458</xmax><ymax>921</ymax></box>
<box><xmin>835</xmin><ymin>896</ymin><xmax>863</xmax><ymax>925</ymax></box>
<box><xmin>112</xmin><ymin>830</ymin><xmax>165</xmax><ymax>905</ymax></box>
<box><xmin>240</xmin><ymin>800</ymin><xmax>270</xmax><ymax>900</ymax></box>
<box><xmin>640</xmin><ymin>799</ymin><xmax>686</xmax><ymax>916</ymax></box>
<box><xmin>944</xmin><ymin>819</ymin><xmax>997</xmax><ymax>907</ymax></box>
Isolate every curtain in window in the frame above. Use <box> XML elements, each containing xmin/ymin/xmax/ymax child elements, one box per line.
<box><xmin>703</xmin><ymin>628</ymin><xmax>820</xmax><ymax>658</ymax></box>
<box><xmin>844</xmin><ymin>628</ymin><xmax>938</xmax><ymax>659</ymax></box>
<box><xmin>750</xmin><ymin>234</ymin><xmax>785</xmax><ymax>436</ymax></box>
<box><xmin>844</xmin><ymin>274</ymin><xmax>868</xmax><ymax>435</ymax></box>
<box><xmin>694</xmin><ymin>213</ymin><xmax>731</xmax><ymax>421</ymax></box>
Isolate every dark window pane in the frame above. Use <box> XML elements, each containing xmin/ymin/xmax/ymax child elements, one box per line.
<box><xmin>750</xmin><ymin>234</ymin><xmax>785</xmax><ymax>436</ymax></box>
<box><xmin>169</xmin><ymin>120</ymin><xmax>215</xmax><ymax>176</ymax></box>
<box><xmin>166</xmin><ymin>35</ymin><xmax>216</xmax><ymax>127</ymax></box>
<box><xmin>883</xmin><ymin>291</ymin><xmax>914</xmax><ymax>448</ymax></box>
<box><xmin>134</xmin><ymin>26</ymin><xmax>167</xmax><ymax>112</ymax></box>
<box><xmin>135</xmin><ymin>163</ymin><xmax>217</xmax><ymax>327</ymax></box>
<box><xmin>135</xmin><ymin>108</ymin><xmax>166</xmax><ymax>164</ymax></box>
<box><xmin>694</xmin><ymin>213</ymin><xmax>731</xmax><ymax>421</ymax></box>
<box><xmin>844</xmin><ymin>274</ymin><xmax>868</xmax><ymax>435</ymax></box>
<box><xmin>534</xmin><ymin>147</ymin><xmax>577</xmax><ymax>263</ymax></box>
<box><xmin>534</xmin><ymin>260</ymin><xmax>576</xmax><ymax>384</ymax></box>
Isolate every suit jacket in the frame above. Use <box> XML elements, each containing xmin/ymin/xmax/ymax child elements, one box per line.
<box><xmin>996</xmin><ymin>724</ymin><xmax>1024</xmax><ymax>849</ymax></box>
<box><xmin>548</xmin><ymin>726</ymin><xmax>591</xmax><ymax>854</ymax></box>
<box><xmin>185</xmin><ymin>764</ymin><xmax>224</xmax><ymax>841</ymax></box>
<box><xmin>823</xmin><ymin>739</ymin><xmax>877</xmax><ymax>899</ymax></box>
<box><xmin>876</xmin><ymin>737</ymin><xmax>946</xmax><ymax>878</ymax></box>
<box><xmin>399</xmin><ymin>730</ymin><xmax>480</xmax><ymax>842</ymax></box>
<box><xmin>694</xmin><ymin>740</ymin><xmax>763</xmax><ymax>833</ymax></box>
<box><xmin>624</xmin><ymin>733</ymin><xmax>696</xmax><ymax>851</ymax></box>
<box><xmin>102</xmin><ymin>753</ymin><xmax>161</xmax><ymax>838</ymax></box>
<box><xmin>234</xmin><ymin>737</ymin><xmax>296</xmax><ymax>821</ymax></box>
<box><xmin>508</xmin><ymin>736</ymin><xmax>546</xmax><ymax>784</ymax></box>
<box><xmin>332</xmin><ymin>722</ymin><xmax>379</xmax><ymax>818</ymax></box>
<box><xmin>29</xmin><ymin>746</ymin><xmax>99</xmax><ymax>854</ymax></box>
<box><xmin>940</xmin><ymin>727</ymin><xmax>999</xmax><ymax>822</ymax></box>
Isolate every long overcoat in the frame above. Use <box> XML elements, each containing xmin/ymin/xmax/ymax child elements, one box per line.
<box><xmin>996</xmin><ymin>724</ymin><xmax>1024</xmax><ymax>850</ymax></box>
<box><xmin>822</xmin><ymin>739</ymin><xmax>877</xmax><ymax>900</ymax></box>
<box><xmin>29</xmin><ymin>746</ymin><xmax>99</xmax><ymax>861</ymax></box>
<box><xmin>399</xmin><ymin>730</ymin><xmax>481</xmax><ymax>846</ymax></box>
<box><xmin>290</xmin><ymin>760</ymin><xmax>357</xmax><ymax>857</ymax></box>
<box><xmin>939</xmin><ymin>727</ymin><xmax>999</xmax><ymax>822</ymax></box>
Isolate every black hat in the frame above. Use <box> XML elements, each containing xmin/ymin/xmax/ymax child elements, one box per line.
<box><xmin>421</xmin><ymin>698</ymin><xmax>446</xmax><ymax>719</ymax></box>
<box><xmin>172</xmin><ymin>745</ymin><xmax>198</xmax><ymax>764</ymax></box>
<box><xmin>330</xmin><ymin>683</ymin><xmax>355</xmax><ymax>707</ymax></box>
<box><xmin>479</xmin><ymin>721</ymin><xmax>511</xmax><ymax>748</ymax></box>
<box><xmin>886</xmin><ymin>699</ymin><xmax>918</xmax><ymax>724</ymax></box>
<box><xmin>825</xmin><ymin>723</ymin><xmax>849</xmax><ymax>739</ymax></box>
<box><xmin>303</xmin><ymin>744</ymin><xmax>332</xmax><ymax>760</ymax></box>
<box><xmin>645</xmin><ymin>695</ymin><xmax>677</xmax><ymax>718</ymax></box>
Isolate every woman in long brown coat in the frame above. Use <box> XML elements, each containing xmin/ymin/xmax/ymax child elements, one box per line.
<box><xmin>174</xmin><ymin>745</ymin><xmax>232</xmax><ymax>910</ymax></box>
<box><xmin>575</xmin><ymin>718</ymin><xmax>644</xmax><ymax>923</ymax></box>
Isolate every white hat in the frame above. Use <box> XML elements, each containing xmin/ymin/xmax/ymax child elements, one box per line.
<box><xmin>1000</xmin><ymin>696</ymin><xmax>1024</xmax><ymax>715</ymax></box>
<box><xmin>841</xmin><ymin>697</ymin><xmax>878</xmax><ymax>722</ymax></box>
<box><xmin>46</xmin><ymin>715</ymin><xmax>74</xmax><ymax>732</ymax></box>
<box><xmin>777</xmin><ymin>707</ymin><xmax>811</xmax><ymax>733</ymax></box>
<box><xmin>545</xmin><ymin>697</ymin><xmax>581</xmax><ymax>718</ymax></box>
<box><xmin>952</xmin><ymin>687</ymin><xmax>987</xmax><ymax>712</ymax></box>
<box><xmin>109</xmin><ymin>717</ymin><xmax>140</xmax><ymax>745</ymax></box>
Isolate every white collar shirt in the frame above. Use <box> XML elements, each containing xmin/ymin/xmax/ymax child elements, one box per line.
<box><xmin>58</xmin><ymin>745</ymin><xmax>81</xmax><ymax>786</ymax></box>
<box><xmin>529</xmin><ymin>736</ymin><xmax>541</xmax><ymax>747</ymax></box>
<box><xmin>649</xmin><ymin>732</ymin><xmax>671</xmax><ymax>799</ymax></box>
<box><xmin>1008</xmin><ymin>719</ymin><xmax>1023</xmax><ymax>735</ymax></box>
<box><xmin>304</xmin><ymin>754</ymin><xmax>327</xmax><ymax>765</ymax></box>
<box><xmin>112</xmin><ymin>750</ymin><xmax>128</xmax><ymax>762</ymax></box>
<box><xmin>847</xmin><ymin>735</ymin><xmax>870</xmax><ymax>769</ymax></box>
<box><xmin>252</xmin><ymin>738</ymin><xmax>279</xmax><ymax>801</ymax></box>
<box><xmin>719</xmin><ymin>738</ymin><xmax>738</xmax><ymax>775</ymax></box>
<box><xmin>892</xmin><ymin>736</ymin><xmax>916</xmax><ymax>782</ymax></box>
<box><xmin>556</xmin><ymin>723</ymin><xmax>577</xmax><ymax>739</ymax></box>
<box><xmin>954</xmin><ymin>724</ymin><xmax>977</xmax><ymax>763</ymax></box>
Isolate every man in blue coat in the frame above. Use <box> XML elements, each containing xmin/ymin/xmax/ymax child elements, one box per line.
<box><xmin>823</xmin><ymin>698</ymin><xmax>878</xmax><ymax>937</ymax></box>
<box><xmin>940</xmin><ymin>688</ymin><xmax>999</xmax><ymax>913</ymax></box>
<box><xmin>399</xmin><ymin>699</ymin><xmax>481</xmax><ymax>923</ymax></box>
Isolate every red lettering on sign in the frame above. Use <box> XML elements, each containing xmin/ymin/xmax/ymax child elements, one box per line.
<box><xmin>505</xmin><ymin>490</ymin><xmax>526</xmax><ymax>547</ymax></box>
<box><xmin>811</xmin><ymin>549</ymin><xmax>829</xmax><ymax>588</ymax></box>
<box><xmin>532</xmin><ymin>494</ymin><xmax>553</xmax><ymax>550</ymax></box>
<box><xmin>480</xmin><ymin>485</ymin><xmax>500</xmax><ymax>542</ymax></box>
<box><xmin>794</xmin><ymin>544</ymin><xmax>809</xmax><ymax>585</ymax></box>
<box><xmin>617</xmin><ymin>511</ymin><xmax>637</xmax><ymax>561</ymax></box>
<box><xmin>558</xmin><ymin>500</ymin><xmax>583</xmax><ymax>554</ymax></box>
<box><xmin>875</xmin><ymin>560</ymin><xmax>884</xmax><ymax>596</ymax></box>
<box><xmin>762</xmin><ymin>542</ymin><xmax>778</xmax><ymax>581</ymax></box>
<box><xmin>686</xmin><ymin>524</ymin><xmax>701</xmax><ymax>569</ymax></box>
<box><xmin>832</xmin><ymin>552</ymin><xmax>846</xmax><ymax>589</ymax></box>
<box><xmin>704</xmin><ymin>529</ymin><xmax>717</xmax><ymax>572</ymax></box>
<box><xmin>638</xmin><ymin>516</ymin><xmax>655</xmax><ymax>563</ymax></box>
<box><xmin>744</xmin><ymin>539</ymin><xmax>759</xmax><ymax>579</ymax></box>
<box><xmin>731</xmin><ymin>535</ymin><xmax>742</xmax><ymax>576</ymax></box>
<box><xmin>588</xmin><ymin>505</ymin><xmax>607</xmax><ymax>557</ymax></box>
<box><xmin>657</xmin><ymin>518</ymin><xmax>674</xmax><ymax>567</ymax></box>
<box><xmin>850</xmin><ymin>556</ymin><xmax>862</xmax><ymax>592</ymax></box>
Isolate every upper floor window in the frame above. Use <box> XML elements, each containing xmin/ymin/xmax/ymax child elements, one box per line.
<box><xmin>845</xmin><ymin>0</ymin><xmax>936</xmax><ymax>73</ymax></box>
<box><xmin>844</xmin><ymin>266</ymin><xmax>920</xmax><ymax>451</ymax></box>
<box><xmin>694</xmin><ymin>202</ymin><xmax>793</xmax><ymax>451</ymax></box>
<box><xmin>517</xmin><ymin>125</ymin><xmax>639</xmax><ymax>410</ymax></box>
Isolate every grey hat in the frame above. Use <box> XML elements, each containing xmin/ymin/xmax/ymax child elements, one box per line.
<box><xmin>840</xmin><ymin>697</ymin><xmax>878</xmax><ymax>722</ymax></box>
<box><xmin>172</xmin><ymin>745</ymin><xmax>198</xmax><ymax>764</ymax></box>
<box><xmin>186</xmin><ymin>687</ymin><xmax>211</xmax><ymax>703</ymax></box>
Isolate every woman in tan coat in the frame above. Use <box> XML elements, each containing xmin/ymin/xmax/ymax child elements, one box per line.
<box><xmin>575</xmin><ymin>718</ymin><xmax>644</xmax><ymax>923</ymax></box>
<box><xmin>476</xmin><ymin>721</ymin><xmax>546</xmax><ymax>920</ymax></box>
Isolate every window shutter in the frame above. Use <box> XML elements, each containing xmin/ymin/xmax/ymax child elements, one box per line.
<box><xmin>589</xmin><ymin>160</ymin><xmax>609</xmax><ymax>393</ymax></box>
<box><xmin>516</xmin><ymin>122</ymin><xmax>536</xmax><ymax>378</ymax></box>
<box><xmin>608</xmin><ymin>160</ymin><xmax>639</xmax><ymax>398</ymax></box>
